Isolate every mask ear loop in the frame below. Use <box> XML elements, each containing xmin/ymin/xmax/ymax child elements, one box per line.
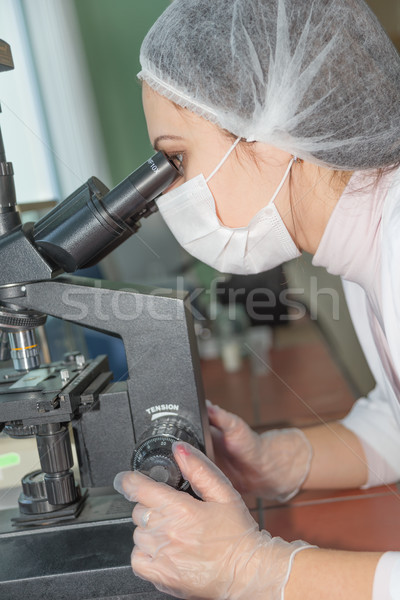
<box><xmin>206</xmin><ymin>136</ymin><xmax>241</xmax><ymax>183</ymax></box>
<box><xmin>269</xmin><ymin>157</ymin><xmax>296</xmax><ymax>205</ymax></box>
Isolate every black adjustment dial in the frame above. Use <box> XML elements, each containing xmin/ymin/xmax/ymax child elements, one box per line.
<box><xmin>132</xmin><ymin>416</ymin><xmax>200</xmax><ymax>490</ymax></box>
<box><xmin>18</xmin><ymin>470</ymin><xmax>53</xmax><ymax>515</ymax></box>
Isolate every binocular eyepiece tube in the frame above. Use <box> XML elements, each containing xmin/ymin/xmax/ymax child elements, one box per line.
<box><xmin>33</xmin><ymin>152</ymin><xmax>180</xmax><ymax>273</ymax></box>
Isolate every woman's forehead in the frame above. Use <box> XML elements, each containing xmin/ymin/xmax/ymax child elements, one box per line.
<box><xmin>142</xmin><ymin>85</ymin><xmax>182</xmax><ymax>131</ymax></box>
<box><xmin>142</xmin><ymin>84</ymin><xmax>223</xmax><ymax>144</ymax></box>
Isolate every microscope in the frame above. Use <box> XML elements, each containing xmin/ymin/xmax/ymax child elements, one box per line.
<box><xmin>0</xmin><ymin>40</ymin><xmax>212</xmax><ymax>599</ymax></box>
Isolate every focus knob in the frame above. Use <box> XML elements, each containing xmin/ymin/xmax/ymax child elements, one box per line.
<box><xmin>132</xmin><ymin>416</ymin><xmax>200</xmax><ymax>490</ymax></box>
<box><xmin>19</xmin><ymin>470</ymin><xmax>51</xmax><ymax>515</ymax></box>
<box><xmin>18</xmin><ymin>469</ymin><xmax>79</xmax><ymax>514</ymax></box>
<box><xmin>21</xmin><ymin>470</ymin><xmax>47</xmax><ymax>500</ymax></box>
<box><xmin>137</xmin><ymin>450</ymin><xmax>182</xmax><ymax>488</ymax></box>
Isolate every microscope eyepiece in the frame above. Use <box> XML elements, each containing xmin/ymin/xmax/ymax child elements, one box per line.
<box><xmin>32</xmin><ymin>152</ymin><xmax>181</xmax><ymax>272</ymax></box>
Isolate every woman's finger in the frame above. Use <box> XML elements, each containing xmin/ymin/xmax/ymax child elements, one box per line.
<box><xmin>132</xmin><ymin>503</ymin><xmax>154</xmax><ymax>529</ymax></box>
<box><xmin>114</xmin><ymin>470</ymin><xmax>179</xmax><ymax>507</ymax></box>
<box><xmin>130</xmin><ymin>547</ymin><xmax>153</xmax><ymax>579</ymax></box>
<box><xmin>131</xmin><ymin>549</ymin><xmax>182</xmax><ymax>596</ymax></box>
<box><xmin>207</xmin><ymin>401</ymin><xmax>243</xmax><ymax>433</ymax></box>
<box><xmin>133</xmin><ymin>523</ymin><xmax>169</xmax><ymax>557</ymax></box>
<box><xmin>173</xmin><ymin>441</ymin><xmax>240</xmax><ymax>504</ymax></box>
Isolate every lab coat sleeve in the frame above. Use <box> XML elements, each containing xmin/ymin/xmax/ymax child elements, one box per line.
<box><xmin>341</xmin><ymin>277</ymin><xmax>400</xmax><ymax>487</ymax></box>
<box><xmin>341</xmin><ymin>386</ymin><xmax>400</xmax><ymax>486</ymax></box>
<box><xmin>373</xmin><ymin>553</ymin><xmax>400</xmax><ymax>600</ymax></box>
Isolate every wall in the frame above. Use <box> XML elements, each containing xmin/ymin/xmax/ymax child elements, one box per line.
<box><xmin>367</xmin><ymin>0</ymin><xmax>400</xmax><ymax>49</ymax></box>
<box><xmin>74</xmin><ymin>0</ymin><xmax>186</xmax><ymax>283</ymax></box>
<box><xmin>74</xmin><ymin>0</ymin><xmax>169</xmax><ymax>180</ymax></box>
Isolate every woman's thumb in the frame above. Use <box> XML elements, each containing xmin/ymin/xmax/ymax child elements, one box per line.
<box><xmin>173</xmin><ymin>442</ymin><xmax>240</xmax><ymax>504</ymax></box>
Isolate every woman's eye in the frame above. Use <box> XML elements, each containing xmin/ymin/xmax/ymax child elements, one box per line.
<box><xmin>168</xmin><ymin>153</ymin><xmax>184</xmax><ymax>175</ymax></box>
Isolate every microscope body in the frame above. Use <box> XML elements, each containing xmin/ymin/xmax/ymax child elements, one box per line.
<box><xmin>0</xmin><ymin>39</ymin><xmax>212</xmax><ymax>599</ymax></box>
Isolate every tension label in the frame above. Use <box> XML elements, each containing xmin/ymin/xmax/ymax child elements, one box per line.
<box><xmin>146</xmin><ymin>404</ymin><xmax>180</xmax><ymax>415</ymax></box>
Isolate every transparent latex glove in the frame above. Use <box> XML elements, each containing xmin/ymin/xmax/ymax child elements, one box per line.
<box><xmin>114</xmin><ymin>442</ymin><xmax>312</xmax><ymax>600</ymax></box>
<box><xmin>207</xmin><ymin>401</ymin><xmax>313</xmax><ymax>502</ymax></box>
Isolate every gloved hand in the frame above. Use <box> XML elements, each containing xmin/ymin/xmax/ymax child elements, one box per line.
<box><xmin>207</xmin><ymin>401</ymin><xmax>313</xmax><ymax>502</ymax></box>
<box><xmin>114</xmin><ymin>442</ymin><xmax>313</xmax><ymax>600</ymax></box>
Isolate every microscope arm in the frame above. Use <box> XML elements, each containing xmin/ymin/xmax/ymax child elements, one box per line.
<box><xmin>10</xmin><ymin>276</ymin><xmax>213</xmax><ymax>459</ymax></box>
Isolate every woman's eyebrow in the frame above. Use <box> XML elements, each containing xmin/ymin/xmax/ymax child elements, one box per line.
<box><xmin>153</xmin><ymin>135</ymin><xmax>184</xmax><ymax>150</ymax></box>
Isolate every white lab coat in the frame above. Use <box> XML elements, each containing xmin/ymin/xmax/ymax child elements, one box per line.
<box><xmin>337</xmin><ymin>168</ymin><xmax>400</xmax><ymax>599</ymax></box>
<box><xmin>341</xmin><ymin>167</ymin><xmax>400</xmax><ymax>479</ymax></box>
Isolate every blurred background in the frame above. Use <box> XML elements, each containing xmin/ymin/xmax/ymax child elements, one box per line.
<box><xmin>0</xmin><ymin>0</ymin><xmax>398</xmax><ymax>506</ymax></box>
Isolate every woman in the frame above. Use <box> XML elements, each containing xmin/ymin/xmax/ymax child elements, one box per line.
<box><xmin>114</xmin><ymin>0</ymin><xmax>400</xmax><ymax>598</ymax></box>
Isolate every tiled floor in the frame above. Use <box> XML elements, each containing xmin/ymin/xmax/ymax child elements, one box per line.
<box><xmin>201</xmin><ymin>315</ymin><xmax>400</xmax><ymax>552</ymax></box>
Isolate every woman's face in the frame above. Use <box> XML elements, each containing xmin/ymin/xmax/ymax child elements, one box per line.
<box><xmin>142</xmin><ymin>84</ymin><xmax>294</xmax><ymax>229</ymax></box>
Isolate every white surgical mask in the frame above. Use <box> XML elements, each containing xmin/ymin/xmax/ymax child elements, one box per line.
<box><xmin>156</xmin><ymin>138</ymin><xmax>301</xmax><ymax>274</ymax></box>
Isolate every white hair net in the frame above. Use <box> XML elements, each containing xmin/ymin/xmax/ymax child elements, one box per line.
<box><xmin>138</xmin><ymin>0</ymin><xmax>400</xmax><ymax>170</ymax></box>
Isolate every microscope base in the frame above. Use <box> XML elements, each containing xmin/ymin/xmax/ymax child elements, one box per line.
<box><xmin>0</xmin><ymin>489</ymin><xmax>176</xmax><ymax>600</ymax></box>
